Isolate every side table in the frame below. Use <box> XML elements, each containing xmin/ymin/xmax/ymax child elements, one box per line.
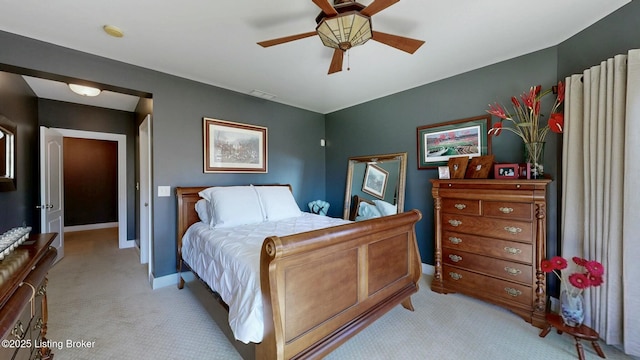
<box><xmin>539</xmin><ymin>313</ymin><xmax>606</xmax><ymax>360</ymax></box>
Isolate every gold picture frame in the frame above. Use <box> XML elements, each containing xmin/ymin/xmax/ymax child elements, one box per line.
<box><xmin>203</xmin><ymin>118</ymin><xmax>268</xmax><ymax>173</ymax></box>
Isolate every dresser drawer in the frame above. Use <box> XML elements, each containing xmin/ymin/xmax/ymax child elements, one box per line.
<box><xmin>0</xmin><ymin>285</ymin><xmax>33</xmax><ymax>360</ymax></box>
<box><xmin>442</xmin><ymin>248</ymin><xmax>533</xmax><ymax>284</ymax></box>
<box><xmin>483</xmin><ymin>201</ymin><xmax>532</xmax><ymax>221</ymax></box>
<box><xmin>443</xmin><ymin>265</ymin><xmax>532</xmax><ymax>306</ymax></box>
<box><xmin>441</xmin><ymin>231</ymin><xmax>532</xmax><ymax>263</ymax></box>
<box><xmin>441</xmin><ymin>198</ymin><xmax>480</xmax><ymax>215</ymax></box>
<box><xmin>441</xmin><ymin>213</ymin><xmax>533</xmax><ymax>242</ymax></box>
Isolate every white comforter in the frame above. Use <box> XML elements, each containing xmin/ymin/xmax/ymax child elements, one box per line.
<box><xmin>181</xmin><ymin>212</ymin><xmax>350</xmax><ymax>344</ymax></box>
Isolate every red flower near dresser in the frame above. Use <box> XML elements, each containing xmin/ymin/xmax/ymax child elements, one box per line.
<box><xmin>541</xmin><ymin>255</ymin><xmax>605</xmax><ymax>296</ymax></box>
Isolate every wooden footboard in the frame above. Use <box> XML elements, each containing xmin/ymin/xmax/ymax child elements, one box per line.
<box><xmin>176</xmin><ymin>186</ymin><xmax>422</xmax><ymax>359</ymax></box>
<box><xmin>257</xmin><ymin>210</ymin><xmax>422</xmax><ymax>360</ymax></box>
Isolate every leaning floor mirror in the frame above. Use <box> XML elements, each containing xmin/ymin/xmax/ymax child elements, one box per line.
<box><xmin>343</xmin><ymin>152</ymin><xmax>407</xmax><ymax>221</ymax></box>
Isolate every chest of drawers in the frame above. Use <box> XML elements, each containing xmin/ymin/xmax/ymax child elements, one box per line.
<box><xmin>430</xmin><ymin>179</ymin><xmax>551</xmax><ymax>328</ymax></box>
<box><xmin>0</xmin><ymin>233</ymin><xmax>57</xmax><ymax>360</ymax></box>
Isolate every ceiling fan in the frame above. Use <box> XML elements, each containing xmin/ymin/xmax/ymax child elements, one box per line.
<box><xmin>257</xmin><ymin>0</ymin><xmax>425</xmax><ymax>74</ymax></box>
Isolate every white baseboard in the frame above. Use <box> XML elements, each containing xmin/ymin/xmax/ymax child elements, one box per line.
<box><xmin>422</xmin><ymin>263</ymin><xmax>434</xmax><ymax>275</ymax></box>
<box><xmin>549</xmin><ymin>295</ymin><xmax>559</xmax><ymax>313</ymax></box>
<box><xmin>64</xmin><ymin>222</ymin><xmax>118</xmax><ymax>232</ymax></box>
<box><xmin>151</xmin><ymin>271</ymin><xmax>195</xmax><ymax>290</ymax></box>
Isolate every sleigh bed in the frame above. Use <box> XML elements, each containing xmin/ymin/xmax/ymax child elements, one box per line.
<box><xmin>176</xmin><ymin>185</ymin><xmax>422</xmax><ymax>359</ymax></box>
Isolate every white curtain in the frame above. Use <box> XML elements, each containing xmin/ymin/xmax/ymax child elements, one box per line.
<box><xmin>562</xmin><ymin>49</ymin><xmax>640</xmax><ymax>356</ymax></box>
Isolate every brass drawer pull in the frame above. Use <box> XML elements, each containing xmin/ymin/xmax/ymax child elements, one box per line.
<box><xmin>37</xmin><ymin>284</ymin><xmax>47</xmax><ymax>296</ymax></box>
<box><xmin>448</xmin><ymin>237</ymin><xmax>462</xmax><ymax>245</ymax></box>
<box><xmin>448</xmin><ymin>219</ymin><xmax>462</xmax><ymax>227</ymax></box>
<box><xmin>448</xmin><ymin>254</ymin><xmax>463</xmax><ymax>262</ymax></box>
<box><xmin>33</xmin><ymin>317</ymin><xmax>44</xmax><ymax>330</ymax></box>
<box><xmin>504</xmin><ymin>246</ymin><xmax>522</xmax><ymax>255</ymax></box>
<box><xmin>11</xmin><ymin>321</ymin><xmax>25</xmax><ymax>339</ymax></box>
<box><xmin>454</xmin><ymin>203</ymin><xmax>466</xmax><ymax>210</ymax></box>
<box><xmin>499</xmin><ymin>207</ymin><xmax>514</xmax><ymax>214</ymax></box>
<box><xmin>505</xmin><ymin>287</ymin><xmax>522</xmax><ymax>297</ymax></box>
<box><xmin>504</xmin><ymin>267</ymin><xmax>522</xmax><ymax>276</ymax></box>
<box><xmin>503</xmin><ymin>226</ymin><xmax>522</xmax><ymax>235</ymax></box>
<box><xmin>449</xmin><ymin>272</ymin><xmax>463</xmax><ymax>280</ymax></box>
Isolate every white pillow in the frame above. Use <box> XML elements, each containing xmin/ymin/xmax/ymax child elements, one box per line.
<box><xmin>198</xmin><ymin>186</ymin><xmax>264</xmax><ymax>228</ymax></box>
<box><xmin>373</xmin><ymin>199</ymin><xmax>397</xmax><ymax>216</ymax></box>
<box><xmin>358</xmin><ymin>202</ymin><xmax>382</xmax><ymax>219</ymax></box>
<box><xmin>195</xmin><ymin>199</ymin><xmax>212</xmax><ymax>226</ymax></box>
<box><xmin>254</xmin><ymin>186</ymin><xmax>302</xmax><ymax>221</ymax></box>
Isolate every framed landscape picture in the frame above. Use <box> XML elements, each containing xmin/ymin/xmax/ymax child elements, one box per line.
<box><xmin>417</xmin><ymin>115</ymin><xmax>491</xmax><ymax>169</ymax></box>
<box><xmin>203</xmin><ymin>118</ymin><xmax>267</xmax><ymax>173</ymax></box>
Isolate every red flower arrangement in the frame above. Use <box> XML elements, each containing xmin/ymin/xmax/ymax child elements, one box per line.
<box><xmin>541</xmin><ymin>256</ymin><xmax>605</xmax><ymax>297</ymax></box>
<box><xmin>487</xmin><ymin>81</ymin><xmax>565</xmax><ymax>142</ymax></box>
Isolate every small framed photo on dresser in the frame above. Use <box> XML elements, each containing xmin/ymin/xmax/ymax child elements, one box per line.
<box><xmin>438</xmin><ymin>166</ymin><xmax>451</xmax><ymax>179</ymax></box>
<box><xmin>518</xmin><ymin>163</ymin><xmax>531</xmax><ymax>179</ymax></box>
<box><xmin>494</xmin><ymin>163</ymin><xmax>519</xmax><ymax>179</ymax></box>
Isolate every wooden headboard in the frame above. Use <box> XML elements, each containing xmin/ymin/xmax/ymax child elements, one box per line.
<box><xmin>176</xmin><ymin>186</ymin><xmax>206</xmax><ymax>243</ymax></box>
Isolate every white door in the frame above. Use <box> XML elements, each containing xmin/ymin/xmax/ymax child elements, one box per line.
<box><xmin>139</xmin><ymin>115</ymin><xmax>152</xmax><ymax>273</ymax></box>
<box><xmin>40</xmin><ymin>126</ymin><xmax>64</xmax><ymax>262</ymax></box>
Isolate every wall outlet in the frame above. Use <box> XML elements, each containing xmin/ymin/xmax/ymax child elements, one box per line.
<box><xmin>158</xmin><ymin>186</ymin><xmax>171</xmax><ymax>197</ymax></box>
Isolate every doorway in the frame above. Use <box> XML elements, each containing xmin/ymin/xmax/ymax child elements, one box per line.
<box><xmin>41</xmin><ymin>128</ymin><xmax>130</xmax><ymax>249</ymax></box>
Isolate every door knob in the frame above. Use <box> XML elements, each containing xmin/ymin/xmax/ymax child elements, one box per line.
<box><xmin>36</xmin><ymin>204</ymin><xmax>54</xmax><ymax>209</ymax></box>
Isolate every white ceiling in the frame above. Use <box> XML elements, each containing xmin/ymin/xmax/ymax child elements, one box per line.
<box><xmin>0</xmin><ymin>0</ymin><xmax>630</xmax><ymax>114</ymax></box>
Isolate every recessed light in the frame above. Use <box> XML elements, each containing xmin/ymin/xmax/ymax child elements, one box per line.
<box><xmin>68</xmin><ymin>84</ymin><xmax>102</xmax><ymax>97</ymax></box>
<box><xmin>103</xmin><ymin>25</ymin><xmax>124</xmax><ymax>38</ymax></box>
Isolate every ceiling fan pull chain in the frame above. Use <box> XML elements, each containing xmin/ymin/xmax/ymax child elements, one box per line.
<box><xmin>347</xmin><ymin>50</ymin><xmax>350</xmax><ymax>71</ymax></box>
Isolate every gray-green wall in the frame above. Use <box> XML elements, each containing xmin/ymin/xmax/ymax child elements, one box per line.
<box><xmin>0</xmin><ymin>31</ymin><xmax>326</xmax><ymax>278</ymax></box>
<box><xmin>325</xmin><ymin>48</ymin><xmax>560</xmax><ymax>265</ymax></box>
<box><xmin>1</xmin><ymin>0</ymin><xmax>638</xmax><ymax>279</ymax></box>
<box><xmin>0</xmin><ymin>71</ymin><xmax>38</xmax><ymax>230</ymax></box>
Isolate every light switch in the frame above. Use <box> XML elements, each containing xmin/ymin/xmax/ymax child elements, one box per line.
<box><xmin>158</xmin><ymin>186</ymin><xmax>171</xmax><ymax>197</ymax></box>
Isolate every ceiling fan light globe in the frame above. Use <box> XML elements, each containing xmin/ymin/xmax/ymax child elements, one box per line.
<box><xmin>316</xmin><ymin>11</ymin><xmax>372</xmax><ymax>50</ymax></box>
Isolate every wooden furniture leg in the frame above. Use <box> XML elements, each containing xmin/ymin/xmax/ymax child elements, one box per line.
<box><xmin>575</xmin><ymin>338</ymin><xmax>586</xmax><ymax>360</ymax></box>
<box><xmin>539</xmin><ymin>313</ymin><xmax>606</xmax><ymax>360</ymax></box>
<box><xmin>592</xmin><ymin>340</ymin><xmax>606</xmax><ymax>358</ymax></box>
<box><xmin>401</xmin><ymin>298</ymin><xmax>414</xmax><ymax>311</ymax></box>
<box><xmin>538</xmin><ymin>323</ymin><xmax>552</xmax><ymax>338</ymax></box>
<box><xmin>40</xmin><ymin>278</ymin><xmax>53</xmax><ymax>360</ymax></box>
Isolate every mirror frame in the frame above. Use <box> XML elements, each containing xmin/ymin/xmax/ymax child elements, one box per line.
<box><xmin>0</xmin><ymin>114</ymin><xmax>17</xmax><ymax>192</ymax></box>
<box><xmin>343</xmin><ymin>152</ymin><xmax>407</xmax><ymax>220</ymax></box>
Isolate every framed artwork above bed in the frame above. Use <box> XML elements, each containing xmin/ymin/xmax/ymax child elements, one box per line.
<box><xmin>203</xmin><ymin>118</ymin><xmax>268</xmax><ymax>173</ymax></box>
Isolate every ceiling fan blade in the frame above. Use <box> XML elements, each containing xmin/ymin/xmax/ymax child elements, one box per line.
<box><xmin>360</xmin><ymin>0</ymin><xmax>399</xmax><ymax>17</ymax></box>
<box><xmin>312</xmin><ymin>0</ymin><xmax>338</xmax><ymax>16</ymax></box>
<box><xmin>257</xmin><ymin>31</ymin><xmax>318</xmax><ymax>47</ymax></box>
<box><xmin>371</xmin><ymin>31</ymin><xmax>425</xmax><ymax>54</ymax></box>
<box><xmin>328</xmin><ymin>49</ymin><xmax>344</xmax><ymax>74</ymax></box>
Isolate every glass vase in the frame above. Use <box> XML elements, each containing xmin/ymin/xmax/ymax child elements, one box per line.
<box><xmin>524</xmin><ymin>142</ymin><xmax>545</xmax><ymax>179</ymax></box>
<box><xmin>560</xmin><ymin>287</ymin><xmax>585</xmax><ymax>327</ymax></box>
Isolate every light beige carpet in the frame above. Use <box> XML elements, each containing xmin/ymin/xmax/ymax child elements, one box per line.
<box><xmin>46</xmin><ymin>228</ymin><xmax>633</xmax><ymax>360</ymax></box>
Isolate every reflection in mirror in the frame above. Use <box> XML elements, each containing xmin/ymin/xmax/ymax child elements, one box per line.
<box><xmin>343</xmin><ymin>152</ymin><xmax>407</xmax><ymax>221</ymax></box>
<box><xmin>0</xmin><ymin>114</ymin><xmax>16</xmax><ymax>192</ymax></box>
